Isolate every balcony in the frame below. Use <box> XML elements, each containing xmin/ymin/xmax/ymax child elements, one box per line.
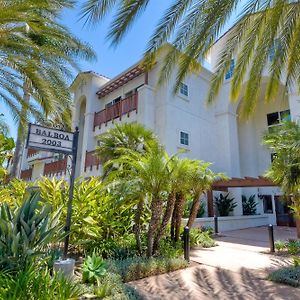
<box><xmin>94</xmin><ymin>93</ymin><xmax>138</xmax><ymax>130</ymax></box>
<box><xmin>27</xmin><ymin>148</ymin><xmax>39</xmax><ymax>158</ymax></box>
<box><xmin>20</xmin><ymin>168</ymin><xmax>32</xmax><ymax>181</ymax></box>
<box><xmin>85</xmin><ymin>151</ymin><xmax>101</xmax><ymax>171</ymax></box>
<box><xmin>43</xmin><ymin>158</ymin><xmax>67</xmax><ymax>177</ymax></box>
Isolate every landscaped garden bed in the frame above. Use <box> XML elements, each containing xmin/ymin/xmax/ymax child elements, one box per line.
<box><xmin>0</xmin><ymin>124</ymin><xmax>220</xmax><ymax>299</ymax></box>
<box><xmin>267</xmin><ymin>239</ymin><xmax>300</xmax><ymax>288</ymax></box>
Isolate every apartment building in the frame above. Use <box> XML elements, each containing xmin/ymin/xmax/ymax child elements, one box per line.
<box><xmin>19</xmin><ymin>38</ymin><xmax>300</xmax><ymax>230</ymax></box>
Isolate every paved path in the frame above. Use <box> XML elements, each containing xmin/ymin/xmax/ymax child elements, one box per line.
<box><xmin>129</xmin><ymin>226</ymin><xmax>300</xmax><ymax>300</ymax></box>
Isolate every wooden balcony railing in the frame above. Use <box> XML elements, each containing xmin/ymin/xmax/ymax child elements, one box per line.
<box><xmin>43</xmin><ymin>158</ymin><xmax>67</xmax><ymax>177</ymax></box>
<box><xmin>20</xmin><ymin>168</ymin><xmax>32</xmax><ymax>181</ymax></box>
<box><xmin>94</xmin><ymin>93</ymin><xmax>138</xmax><ymax>130</ymax></box>
<box><xmin>85</xmin><ymin>151</ymin><xmax>101</xmax><ymax>171</ymax></box>
<box><xmin>27</xmin><ymin>148</ymin><xmax>39</xmax><ymax>158</ymax></box>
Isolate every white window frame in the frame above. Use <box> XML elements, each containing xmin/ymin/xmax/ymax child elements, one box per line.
<box><xmin>179</xmin><ymin>82</ymin><xmax>189</xmax><ymax>97</ymax></box>
<box><xmin>267</xmin><ymin>110</ymin><xmax>291</xmax><ymax>132</ymax></box>
<box><xmin>179</xmin><ymin>131</ymin><xmax>189</xmax><ymax>147</ymax></box>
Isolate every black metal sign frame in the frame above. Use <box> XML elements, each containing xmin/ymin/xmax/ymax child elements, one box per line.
<box><xmin>26</xmin><ymin>123</ymin><xmax>79</xmax><ymax>258</ymax></box>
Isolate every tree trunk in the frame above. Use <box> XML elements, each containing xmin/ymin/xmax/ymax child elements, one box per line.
<box><xmin>174</xmin><ymin>193</ymin><xmax>185</xmax><ymax>242</ymax></box>
<box><xmin>153</xmin><ymin>192</ymin><xmax>176</xmax><ymax>254</ymax></box>
<box><xmin>187</xmin><ymin>192</ymin><xmax>202</xmax><ymax>228</ymax></box>
<box><xmin>10</xmin><ymin>84</ymin><xmax>30</xmax><ymax>178</ymax></box>
<box><xmin>134</xmin><ymin>199</ymin><xmax>144</xmax><ymax>255</ymax></box>
<box><xmin>147</xmin><ymin>197</ymin><xmax>163</xmax><ymax>257</ymax></box>
<box><xmin>10</xmin><ymin>126</ymin><xmax>24</xmax><ymax>178</ymax></box>
<box><xmin>171</xmin><ymin>199</ymin><xmax>178</xmax><ymax>240</ymax></box>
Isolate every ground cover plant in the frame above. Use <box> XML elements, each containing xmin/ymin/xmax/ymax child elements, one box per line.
<box><xmin>269</xmin><ymin>266</ymin><xmax>300</xmax><ymax>288</ymax></box>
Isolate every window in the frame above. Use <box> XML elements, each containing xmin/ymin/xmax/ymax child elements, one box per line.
<box><xmin>225</xmin><ymin>59</ymin><xmax>235</xmax><ymax>80</ymax></box>
<box><xmin>179</xmin><ymin>83</ymin><xmax>189</xmax><ymax>97</ymax></box>
<box><xmin>271</xmin><ymin>153</ymin><xmax>277</xmax><ymax>162</ymax></box>
<box><xmin>267</xmin><ymin>110</ymin><xmax>291</xmax><ymax>132</ymax></box>
<box><xmin>262</xmin><ymin>195</ymin><xmax>273</xmax><ymax>214</ymax></box>
<box><xmin>180</xmin><ymin>131</ymin><xmax>189</xmax><ymax>146</ymax></box>
<box><xmin>105</xmin><ymin>96</ymin><xmax>121</xmax><ymax>108</ymax></box>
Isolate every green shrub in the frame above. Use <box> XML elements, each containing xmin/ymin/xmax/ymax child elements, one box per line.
<box><xmin>0</xmin><ymin>191</ymin><xmax>64</xmax><ymax>270</ymax></box>
<box><xmin>158</xmin><ymin>239</ymin><xmax>183</xmax><ymax>258</ymax></box>
<box><xmin>293</xmin><ymin>256</ymin><xmax>300</xmax><ymax>267</ymax></box>
<box><xmin>189</xmin><ymin>228</ymin><xmax>216</xmax><ymax>248</ymax></box>
<box><xmin>274</xmin><ymin>240</ymin><xmax>287</xmax><ymax>252</ymax></box>
<box><xmin>214</xmin><ymin>193</ymin><xmax>237</xmax><ymax>216</ymax></box>
<box><xmin>92</xmin><ymin>273</ymin><xmax>142</xmax><ymax>300</ymax></box>
<box><xmin>287</xmin><ymin>240</ymin><xmax>300</xmax><ymax>255</ymax></box>
<box><xmin>108</xmin><ymin>257</ymin><xmax>188</xmax><ymax>282</ymax></box>
<box><xmin>242</xmin><ymin>194</ymin><xmax>258</xmax><ymax>215</ymax></box>
<box><xmin>82</xmin><ymin>253</ymin><xmax>107</xmax><ymax>284</ymax></box>
<box><xmin>0</xmin><ymin>265</ymin><xmax>85</xmax><ymax>299</ymax></box>
<box><xmin>269</xmin><ymin>266</ymin><xmax>300</xmax><ymax>288</ymax></box>
<box><xmin>39</xmin><ymin>177</ymin><xmax>137</xmax><ymax>256</ymax></box>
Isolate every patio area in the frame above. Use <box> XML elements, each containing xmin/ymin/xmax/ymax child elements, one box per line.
<box><xmin>129</xmin><ymin>226</ymin><xmax>299</xmax><ymax>300</ymax></box>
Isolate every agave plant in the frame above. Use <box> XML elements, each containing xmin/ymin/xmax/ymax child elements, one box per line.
<box><xmin>82</xmin><ymin>253</ymin><xmax>107</xmax><ymax>285</ymax></box>
<box><xmin>0</xmin><ymin>191</ymin><xmax>64</xmax><ymax>270</ymax></box>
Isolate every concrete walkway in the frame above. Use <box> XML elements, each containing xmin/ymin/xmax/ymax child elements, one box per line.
<box><xmin>129</xmin><ymin>226</ymin><xmax>300</xmax><ymax>300</ymax></box>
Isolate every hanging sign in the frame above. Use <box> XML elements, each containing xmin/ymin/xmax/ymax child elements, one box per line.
<box><xmin>26</xmin><ymin>123</ymin><xmax>74</xmax><ymax>154</ymax></box>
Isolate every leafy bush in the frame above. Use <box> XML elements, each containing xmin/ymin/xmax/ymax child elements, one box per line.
<box><xmin>82</xmin><ymin>253</ymin><xmax>107</xmax><ymax>284</ymax></box>
<box><xmin>108</xmin><ymin>256</ymin><xmax>188</xmax><ymax>282</ymax></box>
<box><xmin>293</xmin><ymin>257</ymin><xmax>300</xmax><ymax>267</ymax></box>
<box><xmin>158</xmin><ymin>239</ymin><xmax>183</xmax><ymax>258</ymax></box>
<box><xmin>242</xmin><ymin>194</ymin><xmax>257</xmax><ymax>215</ymax></box>
<box><xmin>214</xmin><ymin>193</ymin><xmax>237</xmax><ymax>216</ymax></box>
<box><xmin>189</xmin><ymin>228</ymin><xmax>216</xmax><ymax>248</ymax></box>
<box><xmin>0</xmin><ymin>179</ymin><xmax>28</xmax><ymax>207</ymax></box>
<box><xmin>269</xmin><ymin>266</ymin><xmax>300</xmax><ymax>288</ymax></box>
<box><xmin>39</xmin><ymin>177</ymin><xmax>137</xmax><ymax>256</ymax></box>
<box><xmin>183</xmin><ymin>199</ymin><xmax>205</xmax><ymax>218</ymax></box>
<box><xmin>91</xmin><ymin>272</ymin><xmax>142</xmax><ymax>300</ymax></box>
<box><xmin>0</xmin><ymin>191</ymin><xmax>64</xmax><ymax>270</ymax></box>
<box><xmin>287</xmin><ymin>240</ymin><xmax>300</xmax><ymax>255</ymax></box>
<box><xmin>0</xmin><ymin>265</ymin><xmax>85</xmax><ymax>299</ymax></box>
<box><xmin>275</xmin><ymin>240</ymin><xmax>287</xmax><ymax>252</ymax></box>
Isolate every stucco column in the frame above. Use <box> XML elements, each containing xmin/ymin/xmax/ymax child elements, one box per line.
<box><xmin>288</xmin><ymin>92</ymin><xmax>300</xmax><ymax>122</ymax></box>
<box><xmin>136</xmin><ymin>85</ymin><xmax>155</xmax><ymax>130</ymax></box>
<box><xmin>215</xmin><ymin>111</ymin><xmax>243</xmax><ymax>216</ymax></box>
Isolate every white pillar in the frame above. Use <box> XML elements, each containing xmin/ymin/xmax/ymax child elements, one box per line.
<box><xmin>288</xmin><ymin>92</ymin><xmax>300</xmax><ymax>122</ymax></box>
<box><xmin>136</xmin><ymin>85</ymin><xmax>155</xmax><ymax>130</ymax></box>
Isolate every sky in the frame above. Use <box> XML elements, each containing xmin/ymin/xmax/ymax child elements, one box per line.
<box><xmin>2</xmin><ymin>0</ymin><xmax>238</xmax><ymax>139</ymax></box>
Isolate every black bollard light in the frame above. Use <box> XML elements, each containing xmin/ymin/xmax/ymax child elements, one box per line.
<box><xmin>214</xmin><ymin>215</ymin><xmax>219</xmax><ymax>235</ymax></box>
<box><xmin>268</xmin><ymin>224</ymin><xmax>275</xmax><ymax>253</ymax></box>
<box><xmin>183</xmin><ymin>226</ymin><xmax>190</xmax><ymax>263</ymax></box>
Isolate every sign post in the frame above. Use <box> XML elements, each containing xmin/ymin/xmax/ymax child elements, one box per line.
<box><xmin>63</xmin><ymin>127</ymin><xmax>79</xmax><ymax>258</ymax></box>
<box><xmin>26</xmin><ymin>123</ymin><xmax>79</xmax><ymax>259</ymax></box>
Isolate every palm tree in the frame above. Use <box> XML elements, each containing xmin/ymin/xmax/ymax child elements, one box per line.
<box><xmin>80</xmin><ymin>1</ymin><xmax>300</xmax><ymax>117</ymax></box>
<box><xmin>96</xmin><ymin>123</ymin><xmax>158</xmax><ymax>177</ymax></box>
<box><xmin>263</xmin><ymin>121</ymin><xmax>300</xmax><ymax>237</ymax></box>
<box><xmin>187</xmin><ymin>161</ymin><xmax>225</xmax><ymax>228</ymax></box>
<box><xmin>108</xmin><ymin>145</ymin><xmax>170</xmax><ymax>257</ymax></box>
<box><xmin>3</xmin><ymin>1</ymin><xmax>95</xmax><ymax>177</ymax></box>
<box><xmin>98</xmin><ymin>123</ymin><xmax>159</xmax><ymax>253</ymax></box>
